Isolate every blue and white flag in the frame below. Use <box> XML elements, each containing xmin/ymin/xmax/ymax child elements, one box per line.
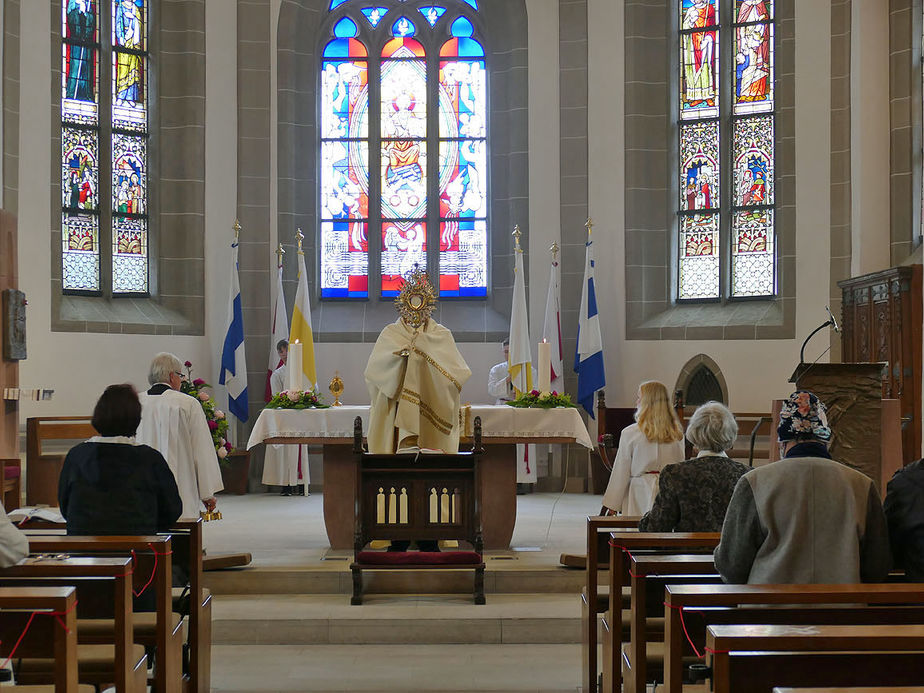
<box><xmin>574</xmin><ymin>236</ymin><xmax>605</xmax><ymax>417</ymax></box>
<box><xmin>220</xmin><ymin>239</ymin><xmax>249</xmax><ymax>422</ymax></box>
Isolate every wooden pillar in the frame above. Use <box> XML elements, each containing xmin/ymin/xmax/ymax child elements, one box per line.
<box><xmin>0</xmin><ymin>210</ymin><xmax>18</xmax><ymax>459</ymax></box>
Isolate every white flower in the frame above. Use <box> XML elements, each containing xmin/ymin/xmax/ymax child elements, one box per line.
<box><xmin>217</xmin><ymin>447</ymin><xmax>228</xmax><ymax>459</ymax></box>
<box><xmin>215</xmin><ymin>409</ymin><xmax>225</xmax><ymax>419</ymax></box>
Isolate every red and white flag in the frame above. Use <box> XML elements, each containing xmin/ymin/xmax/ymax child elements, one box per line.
<box><xmin>541</xmin><ymin>249</ymin><xmax>563</xmax><ymax>392</ymax></box>
<box><xmin>265</xmin><ymin>261</ymin><xmax>288</xmax><ymax>402</ymax></box>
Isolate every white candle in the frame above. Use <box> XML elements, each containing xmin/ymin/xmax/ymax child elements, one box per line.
<box><xmin>538</xmin><ymin>339</ymin><xmax>551</xmax><ymax>396</ymax></box>
<box><xmin>288</xmin><ymin>340</ymin><xmax>303</xmax><ymax>392</ymax></box>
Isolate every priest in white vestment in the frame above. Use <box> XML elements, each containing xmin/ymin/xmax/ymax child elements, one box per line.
<box><xmin>137</xmin><ymin>352</ymin><xmax>224</xmax><ymax>518</ymax></box>
<box><xmin>364</xmin><ymin>268</ymin><xmax>471</xmax><ymax>454</ymax></box>
<box><xmin>262</xmin><ymin>340</ymin><xmax>309</xmax><ymax>494</ymax></box>
<box><xmin>487</xmin><ymin>340</ymin><xmax>538</xmax><ymax>486</ymax></box>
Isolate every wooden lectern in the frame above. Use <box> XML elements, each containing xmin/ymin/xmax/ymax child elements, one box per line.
<box><xmin>782</xmin><ymin>362</ymin><xmax>902</xmax><ymax>494</ymax></box>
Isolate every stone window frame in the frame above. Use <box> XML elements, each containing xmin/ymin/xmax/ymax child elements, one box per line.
<box><xmin>277</xmin><ymin>0</ymin><xmax>528</xmax><ymax>343</ymax></box>
<box><xmin>624</xmin><ymin>0</ymin><xmax>795</xmax><ymax>341</ymax></box>
<box><xmin>50</xmin><ymin>0</ymin><xmax>206</xmax><ymax>336</ymax></box>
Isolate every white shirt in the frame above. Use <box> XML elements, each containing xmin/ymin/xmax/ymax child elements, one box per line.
<box><xmin>137</xmin><ymin>387</ymin><xmax>224</xmax><ymax>518</ymax></box>
<box><xmin>270</xmin><ymin>363</ymin><xmax>287</xmax><ymax>396</ymax></box>
<box><xmin>488</xmin><ymin>361</ymin><xmax>513</xmax><ymax>404</ymax></box>
<box><xmin>0</xmin><ymin>504</ymin><xmax>28</xmax><ymax>568</ymax></box>
<box><xmin>602</xmin><ymin>423</ymin><xmax>686</xmax><ymax>515</ymax></box>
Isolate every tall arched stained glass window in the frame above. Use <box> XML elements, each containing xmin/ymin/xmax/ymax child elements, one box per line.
<box><xmin>320</xmin><ymin>0</ymin><xmax>487</xmax><ymax>300</ymax></box>
<box><xmin>61</xmin><ymin>0</ymin><xmax>149</xmax><ymax>295</ymax></box>
<box><xmin>678</xmin><ymin>0</ymin><xmax>775</xmax><ymax>300</ymax></box>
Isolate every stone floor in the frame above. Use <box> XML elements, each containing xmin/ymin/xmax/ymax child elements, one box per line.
<box><xmin>205</xmin><ymin>491</ymin><xmax>602</xmax><ymax>692</ymax></box>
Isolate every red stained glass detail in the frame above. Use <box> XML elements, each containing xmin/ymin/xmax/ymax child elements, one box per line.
<box><xmin>382</xmin><ymin>37</ymin><xmax>425</xmax><ymax>58</ymax></box>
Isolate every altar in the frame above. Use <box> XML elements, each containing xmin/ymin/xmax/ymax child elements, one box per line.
<box><xmin>247</xmin><ymin>405</ymin><xmax>594</xmax><ymax>549</ymax></box>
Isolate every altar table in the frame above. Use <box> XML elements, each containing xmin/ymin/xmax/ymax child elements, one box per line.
<box><xmin>247</xmin><ymin>405</ymin><xmax>594</xmax><ymax>550</ymax></box>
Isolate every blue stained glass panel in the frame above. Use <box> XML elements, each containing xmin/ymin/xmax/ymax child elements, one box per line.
<box><xmin>113</xmin><ymin>0</ymin><xmax>145</xmax><ymax>51</ymax></box>
<box><xmin>461</xmin><ymin>0</ymin><xmax>477</xmax><ymax>9</ymax></box>
<box><xmin>328</xmin><ymin>0</ymin><xmax>349</xmax><ymax>9</ymax></box>
<box><xmin>334</xmin><ymin>16</ymin><xmax>358</xmax><ymax>37</ymax></box>
<box><xmin>418</xmin><ymin>6</ymin><xmax>446</xmax><ymax>26</ymax></box>
<box><xmin>733</xmin><ymin>116</ymin><xmax>773</xmax><ymax>206</ymax></box>
<box><xmin>392</xmin><ymin>16</ymin><xmax>416</xmax><ymax>37</ymax></box>
<box><xmin>438</xmin><ymin>139</ymin><xmax>487</xmax><ymax>219</ymax></box>
<box><xmin>112</xmin><ymin>134</ymin><xmax>146</xmax><ymax>214</ymax></box>
<box><xmin>321</xmin><ymin>140</ymin><xmax>369</xmax><ymax>220</ymax></box>
<box><xmin>438</xmin><ymin>59</ymin><xmax>486</xmax><ymax>138</ymax></box>
<box><xmin>450</xmin><ymin>16</ymin><xmax>474</xmax><ymax>37</ymax></box>
<box><xmin>62</xmin><ymin>128</ymin><xmax>99</xmax><ymax>211</ymax></box>
<box><xmin>360</xmin><ymin>7</ymin><xmax>388</xmax><ymax>26</ymax></box>
<box><xmin>321</xmin><ymin>58</ymin><xmax>369</xmax><ymax>138</ymax></box>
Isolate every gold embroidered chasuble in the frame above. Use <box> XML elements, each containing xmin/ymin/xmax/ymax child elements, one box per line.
<box><xmin>364</xmin><ymin>318</ymin><xmax>472</xmax><ymax>454</ymax></box>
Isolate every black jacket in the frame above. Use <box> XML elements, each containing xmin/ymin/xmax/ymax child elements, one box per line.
<box><xmin>58</xmin><ymin>441</ymin><xmax>182</xmax><ymax>536</ymax></box>
<box><xmin>884</xmin><ymin>459</ymin><xmax>924</xmax><ymax>581</ymax></box>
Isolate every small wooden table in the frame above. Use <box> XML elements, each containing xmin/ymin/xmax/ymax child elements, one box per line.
<box><xmin>248</xmin><ymin>405</ymin><xmax>594</xmax><ymax>549</ymax></box>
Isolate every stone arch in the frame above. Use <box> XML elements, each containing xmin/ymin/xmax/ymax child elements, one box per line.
<box><xmin>674</xmin><ymin>354</ymin><xmax>729</xmax><ymax>407</ymax></box>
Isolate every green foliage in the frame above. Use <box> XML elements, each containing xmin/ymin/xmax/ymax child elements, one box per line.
<box><xmin>180</xmin><ymin>362</ymin><xmax>234</xmax><ymax>465</ymax></box>
<box><xmin>265</xmin><ymin>388</ymin><xmax>330</xmax><ymax>410</ymax></box>
<box><xmin>505</xmin><ymin>389</ymin><xmax>577</xmax><ymax>409</ymax></box>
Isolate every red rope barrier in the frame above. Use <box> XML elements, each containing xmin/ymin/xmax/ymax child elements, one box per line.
<box><xmin>607</xmin><ymin>540</ymin><xmax>647</xmax><ymax>578</ymax></box>
<box><xmin>0</xmin><ymin>599</ymin><xmax>79</xmax><ymax>669</ymax></box>
<box><xmin>663</xmin><ymin>602</ymin><xmax>730</xmax><ymax>658</ymax></box>
<box><xmin>130</xmin><ymin>544</ymin><xmax>173</xmax><ymax>598</ymax></box>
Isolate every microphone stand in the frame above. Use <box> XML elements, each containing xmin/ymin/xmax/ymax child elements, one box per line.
<box><xmin>799</xmin><ymin>318</ymin><xmax>836</xmax><ymax>366</ymax></box>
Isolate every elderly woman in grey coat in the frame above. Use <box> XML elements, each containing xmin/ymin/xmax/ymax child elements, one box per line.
<box><xmin>638</xmin><ymin>402</ymin><xmax>749</xmax><ymax>532</ymax></box>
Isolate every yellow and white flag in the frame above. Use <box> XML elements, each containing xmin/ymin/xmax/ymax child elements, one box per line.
<box><xmin>289</xmin><ymin>246</ymin><xmax>318</xmax><ymax>391</ymax></box>
<box><xmin>508</xmin><ymin>244</ymin><xmax>533</xmax><ymax>396</ymax></box>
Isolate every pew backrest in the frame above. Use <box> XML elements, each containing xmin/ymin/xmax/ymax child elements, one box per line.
<box><xmin>25</xmin><ymin>417</ymin><xmax>94</xmax><ymax>506</ymax></box>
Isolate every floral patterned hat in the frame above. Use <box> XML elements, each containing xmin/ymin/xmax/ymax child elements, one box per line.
<box><xmin>777</xmin><ymin>390</ymin><xmax>832</xmax><ymax>442</ymax></box>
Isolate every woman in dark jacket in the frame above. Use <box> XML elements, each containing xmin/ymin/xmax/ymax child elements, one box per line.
<box><xmin>59</xmin><ymin>384</ymin><xmax>182</xmax><ymax>536</ymax></box>
<box><xmin>884</xmin><ymin>458</ymin><xmax>924</xmax><ymax>581</ymax></box>
<box><xmin>639</xmin><ymin>401</ymin><xmax>748</xmax><ymax>532</ymax></box>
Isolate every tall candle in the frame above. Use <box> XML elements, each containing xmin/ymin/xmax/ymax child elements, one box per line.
<box><xmin>288</xmin><ymin>340</ymin><xmax>303</xmax><ymax>392</ymax></box>
<box><xmin>538</xmin><ymin>339</ymin><xmax>551</xmax><ymax>395</ymax></box>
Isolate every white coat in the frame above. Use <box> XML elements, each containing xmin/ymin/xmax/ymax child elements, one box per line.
<box><xmin>137</xmin><ymin>388</ymin><xmax>224</xmax><ymax>518</ymax></box>
<box><xmin>262</xmin><ymin>363</ymin><xmax>309</xmax><ymax>489</ymax></box>
<box><xmin>601</xmin><ymin>423</ymin><xmax>685</xmax><ymax>516</ymax></box>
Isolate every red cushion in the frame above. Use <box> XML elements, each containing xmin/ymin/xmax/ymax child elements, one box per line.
<box><xmin>356</xmin><ymin>551</ymin><xmax>482</xmax><ymax>566</ymax></box>
<box><xmin>3</xmin><ymin>466</ymin><xmax>20</xmax><ymax>479</ymax></box>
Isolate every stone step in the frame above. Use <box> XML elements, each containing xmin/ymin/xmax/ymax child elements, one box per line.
<box><xmin>211</xmin><ymin>593</ymin><xmax>582</xmax><ymax>645</ymax></box>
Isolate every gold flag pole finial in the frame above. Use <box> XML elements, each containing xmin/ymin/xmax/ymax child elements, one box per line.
<box><xmin>233</xmin><ymin>219</ymin><xmax>241</xmax><ymax>244</ymax></box>
<box><xmin>296</xmin><ymin>228</ymin><xmax>305</xmax><ymax>254</ymax></box>
<box><xmin>512</xmin><ymin>225</ymin><xmax>523</xmax><ymax>252</ymax></box>
<box><xmin>275</xmin><ymin>242</ymin><xmax>286</xmax><ymax>267</ymax></box>
<box><xmin>549</xmin><ymin>241</ymin><xmax>560</xmax><ymax>259</ymax></box>
<box><xmin>585</xmin><ymin>217</ymin><xmax>593</xmax><ymax>237</ymax></box>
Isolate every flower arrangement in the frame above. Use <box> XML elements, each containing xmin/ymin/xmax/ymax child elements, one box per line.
<box><xmin>506</xmin><ymin>389</ymin><xmax>577</xmax><ymax>409</ymax></box>
<box><xmin>266</xmin><ymin>388</ymin><xmax>330</xmax><ymax>410</ymax></box>
<box><xmin>179</xmin><ymin>360</ymin><xmax>234</xmax><ymax>463</ymax></box>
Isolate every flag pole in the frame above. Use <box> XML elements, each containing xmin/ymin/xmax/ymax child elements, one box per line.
<box><xmin>276</xmin><ymin>241</ymin><xmax>285</xmax><ymax>268</ymax></box>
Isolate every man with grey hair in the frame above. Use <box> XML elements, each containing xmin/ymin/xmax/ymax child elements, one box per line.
<box><xmin>137</xmin><ymin>352</ymin><xmax>223</xmax><ymax>518</ymax></box>
<box><xmin>639</xmin><ymin>401</ymin><xmax>748</xmax><ymax>532</ymax></box>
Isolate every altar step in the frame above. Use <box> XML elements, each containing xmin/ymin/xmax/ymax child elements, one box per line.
<box><xmin>211</xmin><ymin>593</ymin><xmax>582</xmax><ymax>646</ymax></box>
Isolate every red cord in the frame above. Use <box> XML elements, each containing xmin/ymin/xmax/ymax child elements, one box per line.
<box><xmin>0</xmin><ymin>599</ymin><xmax>79</xmax><ymax>669</ymax></box>
<box><xmin>663</xmin><ymin>602</ymin><xmax>730</xmax><ymax>659</ymax></box>
<box><xmin>130</xmin><ymin>544</ymin><xmax>173</xmax><ymax>598</ymax></box>
<box><xmin>607</xmin><ymin>541</ymin><xmax>647</xmax><ymax>578</ymax></box>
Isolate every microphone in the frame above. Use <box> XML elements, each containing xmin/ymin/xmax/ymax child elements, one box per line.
<box><xmin>825</xmin><ymin>305</ymin><xmax>840</xmax><ymax>333</ymax></box>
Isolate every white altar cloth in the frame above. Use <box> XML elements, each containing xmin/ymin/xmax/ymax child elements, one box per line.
<box><xmin>247</xmin><ymin>405</ymin><xmax>594</xmax><ymax>450</ymax></box>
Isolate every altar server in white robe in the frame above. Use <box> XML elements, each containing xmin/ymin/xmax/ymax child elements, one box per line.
<box><xmin>137</xmin><ymin>352</ymin><xmax>223</xmax><ymax>518</ymax></box>
<box><xmin>262</xmin><ymin>340</ymin><xmax>309</xmax><ymax>495</ymax></box>
<box><xmin>487</xmin><ymin>340</ymin><xmax>537</xmax><ymax>486</ymax></box>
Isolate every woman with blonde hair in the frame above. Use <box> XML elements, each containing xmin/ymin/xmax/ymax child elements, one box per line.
<box><xmin>601</xmin><ymin>381</ymin><xmax>686</xmax><ymax>516</ymax></box>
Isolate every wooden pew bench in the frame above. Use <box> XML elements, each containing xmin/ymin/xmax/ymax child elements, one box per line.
<box><xmin>775</xmin><ymin>688</ymin><xmax>924</xmax><ymax>692</ymax></box>
<box><xmin>707</xmin><ymin>624</ymin><xmax>924</xmax><ymax>693</ymax></box>
<box><xmin>663</xmin><ymin>584</ymin><xmax>924</xmax><ymax>693</ymax></box>
<box><xmin>600</xmin><ymin>532</ymin><xmax>721</xmax><ymax>693</ymax></box>
<box><xmin>581</xmin><ymin>515</ymin><xmax>640</xmax><ymax>693</ymax></box>
<box><xmin>24</xmin><ymin>418</ymin><xmax>94</xmax><ymax>506</ymax></box>
<box><xmin>25</xmin><ymin>536</ymin><xmax>182</xmax><ymax>693</ymax></box>
<box><xmin>0</xmin><ymin>556</ymin><xmax>147</xmax><ymax>693</ymax></box>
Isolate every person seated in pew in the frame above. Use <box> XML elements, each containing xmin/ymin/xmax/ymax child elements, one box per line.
<box><xmin>0</xmin><ymin>500</ymin><xmax>28</xmax><ymax>567</ymax></box>
<box><xmin>59</xmin><ymin>383</ymin><xmax>183</xmax><ymax>537</ymax></box>
<box><xmin>639</xmin><ymin>401</ymin><xmax>748</xmax><ymax>532</ymax></box>
<box><xmin>883</xmin><ymin>457</ymin><xmax>924</xmax><ymax>581</ymax></box>
<box><xmin>715</xmin><ymin>390</ymin><xmax>891</xmax><ymax>584</ymax></box>
<box><xmin>601</xmin><ymin>380</ymin><xmax>686</xmax><ymax>516</ymax></box>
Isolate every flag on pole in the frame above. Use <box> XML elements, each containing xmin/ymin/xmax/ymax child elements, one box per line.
<box><xmin>220</xmin><ymin>224</ymin><xmax>249</xmax><ymax>422</ymax></box>
<box><xmin>508</xmin><ymin>227</ymin><xmax>533</xmax><ymax>396</ymax></box>
<box><xmin>289</xmin><ymin>229</ymin><xmax>318</xmax><ymax>391</ymax></box>
<box><xmin>574</xmin><ymin>220</ymin><xmax>605</xmax><ymax>417</ymax></box>
<box><xmin>541</xmin><ymin>243</ymin><xmax>563</xmax><ymax>391</ymax></box>
<box><xmin>265</xmin><ymin>248</ymin><xmax>288</xmax><ymax>402</ymax></box>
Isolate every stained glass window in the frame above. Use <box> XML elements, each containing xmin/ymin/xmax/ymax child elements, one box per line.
<box><xmin>320</xmin><ymin>0</ymin><xmax>488</xmax><ymax>300</ymax></box>
<box><xmin>61</xmin><ymin>0</ymin><xmax>149</xmax><ymax>295</ymax></box>
<box><xmin>677</xmin><ymin>0</ymin><xmax>775</xmax><ymax>300</ymax></box>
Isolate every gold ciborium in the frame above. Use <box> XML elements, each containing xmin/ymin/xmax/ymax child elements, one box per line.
<box><xmin>329</xmin><ymin>371</ymin><xmax>344</xmax><ymax>407</ymax></box>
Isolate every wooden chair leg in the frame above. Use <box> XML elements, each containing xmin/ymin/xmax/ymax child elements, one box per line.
<box><xmin>351</xmin><ymin>567</ymin><xmax>363</xmax><ymax>605</ymax></box>
<box><xmin>474</xmin><ymin>566</ymin><xmax>485</xmax><ymax>605</ymax></box>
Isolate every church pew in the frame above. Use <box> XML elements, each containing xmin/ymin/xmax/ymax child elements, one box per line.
<box><xmin>0</xmin><ymin>556</ymin><xmax>147</xmax><ymax>693</ymax></box>
<box><xmin>581</xmin><ymin>515</ymin><xmax>640</xmax><ymax>693</ymax></box>
<box><xmin>602</xmin><ymin>532</ymin><xmax>721</xmax><ymax>693</ymax></box>
<box><xmin>707</xmin><ymin>624</ymin><xmax>924</xmax><ymax>693</ymax></box>
<box><xmin>24</xmin><ymin>418</ymin><xmax>94</xmax><ymax>506</ymax></box>
<box><xmin>663</xmin><ymin>584</ymin><xmax>924</xmax><ymax>693</ymax></box>
<box><xmin>775</xmin><ymin>689</ymin><xmax>924</xmax><ymax>692</ymax></box>
<box><xmin>0</xmin><ymin>587</ymin><xmax>79</xmax><ymax>692</ymax></box>
<box><xmin>25</xmin><ymin>536</ymin><xmax>182</xmax><ymax>693</ymax></box>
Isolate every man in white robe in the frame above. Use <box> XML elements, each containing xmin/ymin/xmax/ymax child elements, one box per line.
<box><xmin>488</xmin><ymin>340</ymin><xmax>537</xmax><ymax>488</ymax></box>
<box><xmin>137</xmin><ymin>352</ymin><xmax>223</xmax><ymax>518</ymax></box>
<box><xmin>262</xmin><ymin>340</ymin><xmax>309</xmax><ymax>495</ymax></box>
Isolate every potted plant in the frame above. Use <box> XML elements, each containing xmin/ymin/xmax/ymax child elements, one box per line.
<box><xmin>180</xmin><ymin>361</ymin><xmax>250</xmax><ymax>494</ymax></box>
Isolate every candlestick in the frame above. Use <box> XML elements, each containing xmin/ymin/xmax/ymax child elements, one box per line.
<box><xmin>538</xmin><ymin>339</ymin><xmax>551</xmax><ymax>396</ymax></box>
<box><xmin>288</xmin><ymin>340</ymin><xmax>303</xmax><ymax>392</ymax></box>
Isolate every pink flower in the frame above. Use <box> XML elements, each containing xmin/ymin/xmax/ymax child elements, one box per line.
<box><xmin>285</xmin><ymin>389</ymin><xmax>301</xmax><ymax>399</ymax></box>
<box><xmin>193</xmin><ymin>378</ymin><xmax>206</xmax><ymax>387</ymax></box>
<box><xmin>208</xmin><ymin>420</ymin><xmax>219</xmax><ymax>431</ymax></box>
<box><xmin>184</xmin><ymin>361</ymin><xmax>192</xmax><ymax>368</ymax></box>
<box><xmin>219</xmin><ymin>438</ymin><xmax>226</xmax><ymax>446</ymax></box>
<box><xmin>215</xmin><ymin>409</ymin><xmax>225</xmax><ymax>419</ymax></box>
<box><xmin>552</xmin><ymin>391</ymin><xmax>558</xmax><ymax>396</ymax></box>
<box><xmin>198</xmin><ymin>392</ymin><xmax>210</xmax><ymax>402</ymax></box>
<box><xmin>217</xmin><ymin>447</ymin><xmax>228</xmax><ymax>459</ymax></box>
<box><xmin>598</xmin><ymin>434</ymin><xmax>605</xmax><ymax>443</ymax></box>
<box><xmin>224</xmin><ymin>442</ymin><xmax>233</xmax><ymax>451</ymax></box>
<box><xmin>530</xmin><ymin>389</ymin><xmax>540</xmax><ymax>396</ymax></box>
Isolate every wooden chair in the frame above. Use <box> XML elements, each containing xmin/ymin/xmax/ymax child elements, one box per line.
<box><xmin>663</xmin><ymin>583</ymin><xmax>924</xmax><ymax>693</ymax></box>
<box><xmin>0</xmin><ymin>556</ymin><xmax>147</xmax><ymax>693</ymax></box>
<box><xmin>0</xmin><ymin>587</ymin><xmax>79</xmax><ymax>693</ymax></box>
<box><xmin>25</xmin><ymin>417</ymin><xmax>94</xmax><ymax>506</ymax></box>
<box><xmin>1</xmin><ymin>457</ymin><xmax>22</xmax><ymax>510</ymax></box>
<box><xmin>25</xmin><ymin>536</ymin><xmax>182</xmax><ymax>693</ymax></box>
<box><xmin>593</xmin><ymin>391</ymin><xmax>636</xmax><ymax>494</ymax></box>
<box><xmin>350</xmin><ymin>416</ymin><xmax>486</xmax><ymax>605</ymax></box>
<box><xmin>707</xmin><ymin>624</ymin><xmax>924</xmax><ymax>693</ymax></box>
